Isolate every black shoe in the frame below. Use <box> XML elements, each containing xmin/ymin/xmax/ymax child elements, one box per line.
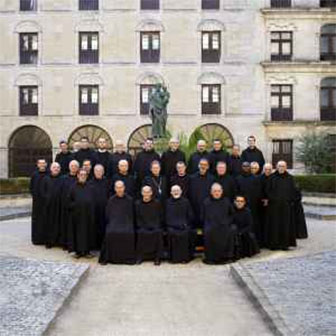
<box><xmin>154</xmin><ymin>260</ymin><xmax>161</xmax><ymax>266</ymax></box>
<box><xmin>85</xmin><ymin>252</ymin><xmax>95</xmax><ymax>259</ymax></box>
<box><xmin>45</xmin><ymin>244</ymin><xmax>52</xmax><ymax>249</ymax></box>
<box><xmin>99</xmin><ymin>261</ymin><xmax>108</xmax><ymax>266</ymax></box>
<box><xmin>136</xmin><ymin>259</ymin><xmax>142</xmax><ymax>265</ymax></box>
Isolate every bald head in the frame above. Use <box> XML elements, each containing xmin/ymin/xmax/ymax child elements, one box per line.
<box><xmin>171</xmin><ymin>185</ymin><xmax>182</xmax><ymax>199</ymax></box>
<box><xmin>50</xmin><ymin>162</ymin><xmax>61</xmax><ymax>176</ymax></box>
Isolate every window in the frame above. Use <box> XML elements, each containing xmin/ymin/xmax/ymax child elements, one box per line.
<box><xmin>202</xmin><ymin>0</ymin><xmax>220</xmax><ymax>9</ymax></box>
<box><xmin>140</xmin><ymin>85</ymin><xmax>155</xmax><ymax>115</ymax></box>
<box><xmin>202</xmin><ymin>84</ymin><xmax>221</xmax><ymax>115</ymax></box>
<box><xmin>202</xmin><ymin>31</ymin><xmax>221</xmax><ymax>63</ymax></box>
<box><xmin>271</xmin><ymin>85</ymin><xmax>293</xmax><ymax>121</ymax></box>
<box><xmin>272</xmin><ymin>140</ymin><xmax>293</xmax><ymax>169</ymax></box>
<box><xmin>20</xmin><ymin>0</ymin><xmax>37</xmax><ymax>11</ymax></box>
<box><xmin>79</xmin><ymin>0</ymin><xmax>99</xmax><ymax>10</ymax></box>
<box><xmin>141</xmin><ymin>0</ymin><xmax>160</xmax><ymax>10</ymax></box>
<box><xmin>19</xmin><ymin>33</ymin><xmax>38</xmax><ymax>65</ymax></box>
<box><xmin>79</xmin><ymin>32</ymin><xmax>99</xmax><ymax>64</ymax></box>
<box><xmin>140</xmin><ymin>32</ymin><xmax>160</xmax><ymax>63</ymax></box>
<box><xmin>271</xmin><ymin>31</ymin><xmax>293</xmax><ymax>61</ymax></box>
<box><xmin>270</xmin><ymin>0</ymin><xmax>291</xmax><ymax>7</ymax></box>
<box><xmin>320</xmin><ymin>78</ymin><xmax>336</xmax><ymax>121</ymax></box>
<box><xmin>320</xmin><ymin>0</ymin><xmax>336</xmax><ymax>8</ymax></box>
<box><xmin>19</xmin><ymin>86</ymin><xmax>38</xmax><ymax>116</ymax></box>
<box><xmin>79</xmin><ymin>85</ymin><xmax>99</xmax><ymax>115</ymax></box>
<box><xmin>320</xmin><ymin>24</ymin><xmax>336</xmax><ymax>61</ymax></box>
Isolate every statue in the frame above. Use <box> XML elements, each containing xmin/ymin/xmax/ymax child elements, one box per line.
<box><xmin>149</xmin><ymin>83</ymin><xmax>170</xmax><ymax>138</ymax></box>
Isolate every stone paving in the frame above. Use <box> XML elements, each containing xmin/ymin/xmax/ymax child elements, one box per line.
<box><xmin>0</xmin><ymin>256</ymin><xmax>88</xmax><ymax>336</ymax></box>
<box><xmin>232</xmin><ymin>251</ymin><xmax>336</xmax><ymax>336</ymax></box>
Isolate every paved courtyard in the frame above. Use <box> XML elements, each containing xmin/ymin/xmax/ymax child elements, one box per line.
<box><xmin>0</xmin><ymin>216</ymin><xmax>335</xmax><ymax>336</ymax></box>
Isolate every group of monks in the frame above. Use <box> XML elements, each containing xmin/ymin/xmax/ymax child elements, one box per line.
<box><xmin>29</xmin><ymin>135</ymin><xmax>308</xmax><ymax>265</ymax></box>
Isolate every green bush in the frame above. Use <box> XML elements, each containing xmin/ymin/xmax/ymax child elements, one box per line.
<box><xmin>294</xmin><ymin>175</ymin><xmax>336</xmax><ymax>194</ymax></box>
<box><xmin>0</xmin><ymin>178</ymin><xmax>30</xmax><ymax>195</ymax></box>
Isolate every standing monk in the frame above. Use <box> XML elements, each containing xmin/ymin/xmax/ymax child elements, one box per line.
<box><xmin>170</xmin><ymin>161</ymin><xmax>190</xmax><ymax>198</ymax></box>
<box><xmin>111</xmin><ymin>160</ymin><xmax>136</xmax><ymax>197</ymax></box>
<box><xmin>161</xmin><ymin>138</ymin><xmax>186</xmax><ymax>179</ymax></box>
<box><xmin>228</xmin><ymin>144</ymin><xmax>242</xmax><ymax>177</ymax></box>
<box><xmin>142</xmin><ymin>161</ymin><xmax>167</xmax><ymax>202</ymax></box>
<box><xmin>30</xmin><ymin>158</ymin><xmax>48</xmax><ymax>245</ymax></box>
<box><xmin>187</xmin><ymin>140</ymin><xmax>210</xmax><ymax>174</ymax></box>
<box><xmin>110</xmin><ymin>140</ymin><xmax>133</xmax><ymax>176</ymax></box>
<box><xmin>209</xmin><ymin>139</ymin><xmax>230</xmax><ymax>174</ymax></box>
<box><xmin>214</xmin><ymin>161</ymin><xmax>236</xmax><ymax>201</ymax></box>
<box><xmin>73</xmin><ymin>136</ymin><xmax>96</xmax><ymax>166</ymax></box>
<box><xmin>55</xmin><ymin>140</ymin><xmax>72</xmax><ymax>175</ymax></box>
<box><xmin>93</xmin><ymin>138</ymin><xmax>112</xmax><ymax>178</ymax></box>
<box><xmin>265</xmin><ymin>161</ymin><xmax>297</xmax><ymax>250</ymax></box>
<box><xmin>241</xmin><ymin>136</ymin><xmax>265</xmax><ymax>174</ymax></box>
<box><xmin>99</xmin><ymin>181</ymin><xmax>136</xmax><ymax>265</ymax></box>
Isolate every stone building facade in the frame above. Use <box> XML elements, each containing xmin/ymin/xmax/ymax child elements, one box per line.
<box><xmin>0</xmin><ymin>0</ymin><xmax>335</xmax><ymax>177</ymax></box>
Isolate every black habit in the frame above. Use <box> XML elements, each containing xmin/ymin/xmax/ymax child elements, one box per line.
<box><xmin>202</xmin><ymin>197</ymin><xmax>236</xmax><ymax>263</ymax></box>
<box><xmin>187</xmin><ymin>151</ymin><xmax>210</xmax><ymax>174</ymax></box>
<box><xmin>228</xmin><ymin>155</ymin><xmax>242</xmax><ymax>177</ymax></box>
<box><xmin>170</xmin><ymin>174</ymin><xmax>190</xmax><ymax>198</ymax></box>
<box><xmin>55</xmin><ymin>151</ymin><xmax>72</xmax><ymax>175</ymax></box>
<box><xmin>93</xmin><ymin>151</ymin><xmax>113</xmax><ymax>177</ymax></box>
<box><xmin>99</xmin><ymin>195</ymin><xmax>136</xmax><ymax>264</ymax></box>
<box><xmin>135</xmin><ymin>199</ymin><xmax>163</xmax><ymax>262</ymax></box>
<box><xmin>73</xmin><ymin>148</ymin><xmax>96</xmax><ymax>166</ymax></box>
<box><xmin>215</xmin><ymin>173</ymin><xmax>237</xmax><ymax>201</ymax></box>
<box><xmin>110</xmin><ymin>152</ymin><xmax>133</xmax><ymax>176</ymax></box>
<box><xmin>166</xmin><ymin>197</ymin><xmax>195</xmax><ymax>263</ymax></box>
<box><xmin>111</xmin><ymin>173</ymin><xmax>136</xmax><ymax>197</ymax></box>
<box><xmin>241</xmin><ymin>147</ymin><xmax>265</xmax><ymax>174</ymax></box>
<box><xmin>209</xmin><ymin>149</ymin><xmax>230</xmax><ymax>173</ymax></box>
<box><xmin>293</xmin><ymin>188</ymin><xmax>308</xmax><ymax>239</ymax></box>
<box><xmin>142</xmin><ymin>174</ymin><xmax>168</xmax><ymax>201</ymax></box>
<box><xmin>161</xmin><ymin>149</ymin><xmax>186</xmax><ymax>178</ymax></box>
<box><xmin>30</xmin><ymin>170</ymin><xmax>48</xmax><ymax>245</ymax></box>
<box><xmin>133</xmin><ymin>149</ymin><xmax>160</xmax><ymax>185</ymax></box>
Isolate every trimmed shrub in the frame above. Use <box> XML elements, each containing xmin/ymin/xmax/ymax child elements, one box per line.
<box><xmin>0</xmin><ymin>178</ymin><xmax>30</xmax><ymax>195</ymax></box>
<box><xmin>294</xmin><ymin>175</ymin><xmax>336</xmax><ymax>194</ymax></box>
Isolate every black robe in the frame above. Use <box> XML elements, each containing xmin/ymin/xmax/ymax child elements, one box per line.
<box><xmin>55</xmin><ymin>151</ymin><xmax>72</xmax><ymax>175</ymax></box>
<box><xmin>170</xmin><ymin>174</ymin><xmax>190</xmax><ymax>198</ymax></box>
<box><xmin>233</xmin><ymin>208</ymin><xmax>260</xmax><ymax>258</ymax></box>
<box><xmin>228</xmin><ymin>155</ymin><xmax>242</xmax><ymax>177</ymax></box>
<box><xmin>202</xmin><ymin>197</ymin><xmax>235</xmax><ymax>263</ymax></box>
<box><xmin>235</xmin><ymin>173</ymin><xmax>263</xmax><ymax>246</ymax></box>
<box><xmin>93</xmin><ymin>151</ymin><xmax>113</xmax><ymax>177</ymax></box>
<box><xmin>189</xmin><ymin>172</ymin><xmax>215</xmax><ymax>228</ymax></box>
<box><xmin>142</xmin><ymin>174</ymin><xmax>168</xmax><ymax>201</ymax></box>
<box><xmin>30</xmin><ymin>170</ymin><xmax>48</xmax><ymax>245</ymax></box>
<box><xmin>41</xmin><ymin>174</ymin><xmax>64</xmax><ymax>246</ymax></box>
<box><xmin>215</xmin><ymin>173</ymin><xmax>237</xmax><ymax>201</ymax></box>
<box><xmin>135</xmin><ymin>199</ymin><xmax>163</xmax><ymax>261</ymax></box>
<box><xmin>241</xmin><ymin>147</ymin><xmax>265</xmax><ymax>174</ymax></box>
<box><xmin>59</xmin><ymin>174</ymin><xmax>77</xmax><ymax>248</ymax></box>
<box><xmin>99</xmin><ymin>195</ymin><xmax>135</xmax><ymax>264</ymax></box>
<box><xmin>110</xmin><ymin>152</ymin><xmax>133</xmax><ymax>176</ymax></box>
<box><xmin>259</xmin><ymin>173</ymin><xmax>272</xmax><ymax>246</ymax></box>
<box><xmin>265</xmin><ymin>171</ymin><xmax>297</xmax><ymax>250</ymax></box>
<box><xmin>161</xmin><ymin>149</ymin><xmax>186</xmax><ymax>178</ymax></box>
<box><xmin>166</xmin><ymin>197</ymin><xmax>195</xmax><ymax>263</ymax></box>
<box><xmin>111</xmin><ymin>173</ymin><xmax>136</xmax><ymax>197</ymax></box>
<box><xmin>209</xmin><ymin>149</ymin><xmax>230</xmax><ymax>173</ymax></box>
<box><xmin>293</xmin><ymin>188</ymin><xmax>308</xmax><ymax>239</ymax></box>
<box><xmin>88</xmin><ymin>177</ymin><xmax>110</xmax><ymax>248</ymax></box>
<box><xmin>187</xmin><ymin>151</ymin><xmax>210</xmax><ymax>174</ymax></box>
<box><xmin>73</xmin><ymin>148</ymin><xmax>96</xmax><ymax>166</ymax></box>
<box><xmin>68</xmin><ymin>182</ymin><xmax>96</xmax><ymax>254</ymax></box>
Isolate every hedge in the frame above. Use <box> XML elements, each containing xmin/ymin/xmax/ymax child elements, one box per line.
<box><xmin>0</xmin><ymin>178</ymin><xmax>30</xmax><ymax>195</ymax></box>
<box><xmin>0</xmin><ymin>175</ymin><xmax>335</xmax><ymax>195</ymax></box>
<box><xmin>294</xmin><ymin>175</ymin><xmax>336</xmax><ymax>194</ymax></box>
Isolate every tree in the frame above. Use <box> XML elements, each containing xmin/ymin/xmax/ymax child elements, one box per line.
<box><xmin>296</xmin><ymin>132</ymin><xmax>335</xmax><ymax>174</ymax></box>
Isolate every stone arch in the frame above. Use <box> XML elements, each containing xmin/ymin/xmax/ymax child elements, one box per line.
<box><xmin>14</xmin><ymin>20</ymin><xmax>42</xmax><ymax>33</ymax></box>
<box><xmin>127</xmin><ymin>124</ymin><xmax>152</xmax><ymax>157</ymax></box>
<box><xmin>197</xmin><ymin>19</ymin><xmax>225</xmax><ymax>32</ymax></box>
<box><xmin>197</xmin><ymin>72</ymin><xmax>226</xmax><ymax>85</ymax></box>
<box><xmin>136</xmin><ymin>72</ymin><xmax>165</xmax><ymax>86</ymax></box>
<box><xmin>135</xmin><ymin>19</ymin><xmax>165</xmax><ymax>32</ymax></box>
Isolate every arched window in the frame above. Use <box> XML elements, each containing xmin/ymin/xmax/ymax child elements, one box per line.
<box><xmin>320</xmin><ymin>24</ymin><xmax>336</xmax><ymax>61</ymax></box>
<box><xmin>68</xmin><ymin>125</ymin><xmax>113</xmax><ymax>150</ymax></box>
<box><xmin>127</xmin><ymin>124</ymin><xmax>152</xmax><ymax>157</ymax></box>
<box><xmin>8</xmin><ymin>126</ymin><xmax>52</xmax><ymax>177</ymax></box>
<box><xmin>320</xmin><ymin>77</ymin><xmax>336</xmax><ymax>121</ymax></box>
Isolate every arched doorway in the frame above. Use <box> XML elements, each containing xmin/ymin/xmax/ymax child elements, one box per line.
<box><xmin>68</xmin><ymin>125</ymin><xmax>113</xmax><ymax>151</ymax></box>
<box><xmin>127</xmin><ymin>124</ymin><xmax>152</xmax><ymax>157</ymax></box>
<box><xmin>8</xmin><ymin>125</ymin><xmax>52</xmax><ymax>177</ymax></box>
<box><xmin>189</xmin><ymin>123</ymin><xmax>234</xmax><ymax>150</ymax></box>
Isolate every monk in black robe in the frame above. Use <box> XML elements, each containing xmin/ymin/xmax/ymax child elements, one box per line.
<box><xmin>93</xmin><ymin>138</ymin><xmax>113</xmax><ymax>178</ymax></box>
<box><xmin>30</xmin><ymin>158</ymin><xmax>48</xmax><ymax>245</ymax></box>
<box><xmin>228</xmin><ymin>145</ymin><xmax>242</xmax><ymax>177</ymax></box>
<box><xmin>99</xmin><ymin>180</ymin><xmax>136</xmax><ymax>265</ymax></box>
<box><xmin>73</xmin><ymin>136</ymin><xmax>96</xmax><ymax>166</ymax></box>
<box><xmin>166</xmin><ymin>185</ymin><xmax>195</xmax><ymax>263</ymax></box>
<box><xmin>233</xmin><ymin>195</ymin><xmax>259</xmax><ymax>258</ymax></box>
<box><xmin>111</xmin><ymin>159</ymin><xmax>136</xmax><ymax>197</ymax></box>
<box><xmin>88</xmin><ymin>164</ymin><xmax>110</xmax><ymax>248</ymax></box>
<box><xmin>189</xmin><ymin>158</ymin><xmax>214</xmax><ymax>228</ymax></box>
<box><xmin>215</xmin><ymin>161</ymin><xmax>236</xmax><ymax>201</ymax></box>
<box><xmin>82</xmin><ymin>159</ymin><xmax>94</xmax><ymax>180</ymax></box>
<box><xmin>241</xmin><ymin>136</ymin><xmax>265</xmax><ymax>174</ymax></box>
<box><xmin>293</xmin><ymin>187</ymin><xmax>308</xmax><ymax>239</ymax></box>
<box><xmin>135</xmin><ymin>186</ymin><xmax>163</xmax><ymax>265</ymax></box>
<box><xmin>187</xmin><ymin>140</ymin><xmax>210</xmax><ymax>174</ymax></box>
<box><xmin>209</xmin><ymin>139</ymin><xmax>230</xmax><ymax>173</ymax></box>
<box><xmin>170</xmin><ymin>161</ymin><xmax>190</xmax><ymax>198</ymax></box>
<box><xmin>265</xmin><ymin>161</ymin><xmax>297</xmax><ymax>250</ymax></box>
<box><xmin>59</xmin><ymin>160</ymin><xmax>79</xmax><ymax>250</ymax></box>
<box><xmin>55</xmin><ymin>141</ymin><xmax>72</xmax><ymax>175</ymax></box>
<box><xmin>133</xmin><ymin>138</ymin><xmax>160</xmax><ymax>188</ymax></box>
<box><xmin>161</xmin><ymin>138</ymin><xmax>186</xmax><ymax>178</ymax></box>
<box><xmin>110</xmin><ymin>140</ymin><xmax>133</xmax><ymax>176</ymax></box>
<box><xmin>68</xmin><ymin>169</ymin><xmax>96</xmax><ymax>258</ymax></box>
<box><xmin>202</xmin><ymin>183</ymin><xmax>236</xmax><ymax>264</ymax></box>
<box><xmin>41</xmin><ymin>162</ymin><xmax>64</xmax><ymax>248</ymax></box>
<box><xmin>142</xmin><ymin>161</ymin><xmax>167</xmax><ymax>202</ymax></box>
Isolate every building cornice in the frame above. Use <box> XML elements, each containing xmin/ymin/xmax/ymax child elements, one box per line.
<box><xmin>261</xmin><ymin>8</ymin><xmax>336</xmax><ymax>19</ymax></box>
<box><xmin>263</xmin><ymin>120</ymin><xmax>336</xmax><ymax>127</ymax></box>
<box><xmin>261</xmin><ymin>61</ymin><xmax>336</xmax><ymax>73</ymax></box>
